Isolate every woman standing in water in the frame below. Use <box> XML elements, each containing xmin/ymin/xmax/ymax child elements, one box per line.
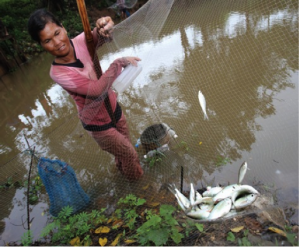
<box><xmin>28</xmin><ymin>9</ymin><xmax>143</xmax><ymax>180</ymax></box>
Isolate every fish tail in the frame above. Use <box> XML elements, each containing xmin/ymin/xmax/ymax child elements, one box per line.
<box><xmin>204</xmin><ymin>114</ymin><xmax>209</xmax><ymax>120</ymax></box>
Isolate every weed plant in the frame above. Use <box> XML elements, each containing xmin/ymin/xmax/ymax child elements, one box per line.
<box><xmin>38</xmin><ymin>194</ymin><xmax>191</xmax><ymax>246</ymax></box>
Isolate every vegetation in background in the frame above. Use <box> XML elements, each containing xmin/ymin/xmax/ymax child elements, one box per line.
<box><xmin>0</xmin><ymin>175</ymin><xmax>43</xmax><ymax>204</ymax></box>
<box><xmin>0</xmin><ymin>0</ymin><xmax>109</xmax><ymax>59</ymax></box>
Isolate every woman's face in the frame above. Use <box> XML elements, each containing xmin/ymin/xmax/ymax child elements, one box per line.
<box><xmin>39</xmin><ymin>22</ymin><xmax>71</xmax><ymax>58</ymax></box>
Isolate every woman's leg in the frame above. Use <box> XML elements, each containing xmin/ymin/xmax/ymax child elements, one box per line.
<box><xmin>89</xmin><ymin>114</ymin><xmax>143</xmax><ymax>180</ymax></box>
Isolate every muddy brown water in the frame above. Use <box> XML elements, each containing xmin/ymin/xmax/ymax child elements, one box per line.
<box><xmin>0</xmin><ymin>0</ymin><xmax>298</xmax><ymax>244</ymax></box>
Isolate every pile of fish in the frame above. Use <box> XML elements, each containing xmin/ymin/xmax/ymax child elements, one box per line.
<box><xmin>169</xmin><ymin>162</ymin><xmax>260</xmax><ymax>220</ymax></box>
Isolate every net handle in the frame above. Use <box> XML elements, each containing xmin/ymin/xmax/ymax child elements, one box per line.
<box><xmin>76</xmin><ymin>0</ymin><xmax>95</xmax><ymax>60</ymax></box>
<box><xmin>76</xmin><ymin>0</ymin><xmax>102</xmax><ymax>78</ymax></box>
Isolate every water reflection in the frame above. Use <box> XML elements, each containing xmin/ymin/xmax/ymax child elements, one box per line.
<box><xmin>0</xmin><ymin>0</ymin><xmax>298</xmax><ymax>244</ymax></box>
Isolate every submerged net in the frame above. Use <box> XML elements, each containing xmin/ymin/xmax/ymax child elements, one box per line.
<box><xmin>0</xmin><ymin>0</ymin><xmax>298</xmax><ymax>244</ymax></box>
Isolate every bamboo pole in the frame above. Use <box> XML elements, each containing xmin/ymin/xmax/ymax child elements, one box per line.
<box><xmin>76</xmin><ymin>0</ymin><xmax>115</xmax><ymax>125</ymax></box>
<box><xmin>76</xmin><ymin>0</ymin><xmax>95</xmax><ymax>59</ymax></box>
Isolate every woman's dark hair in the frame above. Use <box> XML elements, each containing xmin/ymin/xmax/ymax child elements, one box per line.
<box><xmin>28</xmin><ymin>9</ymin><xmax>62</xmax><ymax>43</ymax></box>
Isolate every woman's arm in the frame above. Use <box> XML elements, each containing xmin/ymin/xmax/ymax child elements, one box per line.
<box><xmin>52</xmin><ymin>57</ymin><xmax>141</xmax><ymax>98</ymax></box>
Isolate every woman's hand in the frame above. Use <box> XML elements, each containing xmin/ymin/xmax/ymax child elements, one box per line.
<box><xmin>96</xmin><ymin>16</ymin><xmax>114</xmax><ymax>38</ymax></box>
<box><xmin>124</xmin><ymin>57</ymin><xmax>141</xmax><ymax>67</ymax></box>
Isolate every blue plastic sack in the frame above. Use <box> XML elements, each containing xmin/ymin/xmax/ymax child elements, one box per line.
<box><xmin>38</xmin><ymin>157</ymin><xmax>90</xmax><ymax>216</ymax></box>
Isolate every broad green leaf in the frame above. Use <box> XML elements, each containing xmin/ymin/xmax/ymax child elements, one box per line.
<box><xmin>160</xmin><ymin>204</ymin><xmax>175</xmax><ymax>215</ymax></box>
<box><xmin>148</xmin><ymin>229</ymin><xmax>169</xmax><ymax>246</ymax></box>
<box><xmin>195</xmin><ymin>223</ymin><xmax>204</xmax><ymax>232</ymax></box>
<box><xmin>227</xmin><ymin>232</ymin><xmax>235</xmax><ymax>242</ymax></box>
<box><xmin>137</xmin><ymin>198</ymin><xmax>146</xmax><ymax>206</ymax></box>
<box><xmin>171</xmin><ymin>231</ymin><xmax>184</xmax><ymax>244</ymax></box>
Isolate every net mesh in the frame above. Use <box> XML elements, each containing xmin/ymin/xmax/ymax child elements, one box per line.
<box><xmin>0</xmin><ymin>0</ymin><xmax>298</xmax><ymax>244</ymax></box>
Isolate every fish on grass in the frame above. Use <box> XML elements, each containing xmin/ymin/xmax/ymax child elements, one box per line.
<box><xmin>198</xmin><ymin>90</ymin><xmax>209</xmax><ymax>120</ymax></box>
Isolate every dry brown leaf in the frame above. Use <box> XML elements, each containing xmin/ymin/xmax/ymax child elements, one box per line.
<box><xmin>268</xmin><ymin>227</ymin><xmax>287</xmax><ymax>237</ymax></box>
<box><xmin>142</xmin><ymin>184</ymin><xmax>150</xmax><ymax>190</ymax></box>
<box><xmin>148</xmin><ymin>202</ymin><xmax>160</xmax><ymax>207</ymax></box>
<box><xmin>70</xmin><ymin>236</ymin><xmax>80</xmax><ymax>246</ymax></box>
<box><xmin>112</xmin><ymin>219</ymin><xmax>124</xmax><ymax>228</ymax></box>
<box><xmin>95</xmin><ymin>226</ymin><xmax>110</xmax><ymax>234</ymax></box>
<box><xmin>124</xmin><ymin>239</ymin><xmax>136</xmax><ymax>244</ymax></box>
<box><xmin>107</xmin><ymin>218</ymin><xmax>112</xmax><ymax>224</ymax></box>
<box><xmin>99</xmin><ymin>237</ymin><xmax>107</xmax><ymax>246</ymax></box>
<box><xmin>231</xmin><ymin>226</ymin><xmax>244</xmax><ymax>233</ymax></box>
<box><xmin>110</xmin><ymin>233</ymin><xmax>122</xmax><ymax>246</ymax></box>
<box><xmin>175</xmin><ymin>226</ymin><xmax>184</xmax><ymax>232</ymax></box>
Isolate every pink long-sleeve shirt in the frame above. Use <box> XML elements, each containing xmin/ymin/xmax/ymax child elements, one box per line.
<box><xmin>50</xmin><ymin>30</ymin><xmax>128</xmax><ymax>126</ymax></box>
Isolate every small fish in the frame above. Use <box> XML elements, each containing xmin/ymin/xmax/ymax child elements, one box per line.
<box><xmin>198</xmin><ymin>90</ymin><xmax>209</xmax><ymax>120</ymax></box>
<box><xmin>233</xmin><ymin>193</ymin><xmax>258</xmax><ymax>210</ymax></box>
<box><xmin>238</xmin><ymin>161</ymin><xmax>248</xmax><ymax>185</ymax></box>
<box><xmin>203</xmin><ymin>186</ymin><xmax>223</xmax><ymax>197</ymax></box>
<box><xmin>168</xmin><ymin>184</ymin><xmax>190</xmax><ymax>210</ymax></box>
<box><xmin>186</xmin><ymin>207</ymin><xmax>211</xmax><ymax>220</ymax></box>
<box><xmin>224</xmin><ymin>209</ymin><xmax>238</xmax><ymax>218</ymax></box>
<box><xmin>198</xmin><ymin>201</ymin><xmax>214</xmax><ymax>212</ymax></box>
<box><xmin>208</xmin><ymin>198</ymin><xmax>232</xmax><ymax>220</ymax></box>
<box><xmin>191</xmin><ymin>196</ymin><xmax>213</xmax><ymax>208</ymax></box>
<box><xmin>195</xmin><ymin>190</ymin><xmax>202</xmax><ymax>201</ymax></box>
<box><xmin>174</xmin><ymin>194</ymin><xmax>186</xmax><ymax>211</ymax></box>
<box><xmin>212</xmin><ymin>184</ymin><xmax>241</xmax><ymax>203</ymax></box>
<box><xmin>175</xmin><ymin>188</ymin><xmax>190</xmax><ymax>209</ymax></box>
<box><xmin>185</xmin><ymin>196</ymin><xmax>213</xmax><ymax>213</ymax></box>
<box><xmin>231</xmin><ymin>185</ymin><xmax>259</xmax><ymax>202</ymax></box>
<box><xmin>189</xmin><ymin>183</ymin><xmax>196</xmax><ymax>206</ymax></box>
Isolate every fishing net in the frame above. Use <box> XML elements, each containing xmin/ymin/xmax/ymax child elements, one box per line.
<box><xmin>0</xmin><ymin>0</ymin><xmax>298</xmax><ymax>244</ymax></box>
<box><xmin>106</xmin><ymin>0</ymin><xmax>139</xmax><ymax>15</ymax></box>
<box><xmin>37</xmin><ymin>157</ymin><xmax>90</xmax><ymax>216</ymax></box>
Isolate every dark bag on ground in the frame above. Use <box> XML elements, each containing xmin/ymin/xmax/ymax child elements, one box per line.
<box><xmin>38</xmin><ymin>157</ymin><xmax>90</xmax><ymax>216</ymax></box>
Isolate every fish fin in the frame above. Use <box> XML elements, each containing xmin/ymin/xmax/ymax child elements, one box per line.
<box><xmin>204</xmin><ymin>114</ymin><xmax>209</xmax><ymax>120</ymax></box>
<box><xmin>167</xmin><ymin>183</ymin><xmax>176</xmax><ymax>195</ymax></box>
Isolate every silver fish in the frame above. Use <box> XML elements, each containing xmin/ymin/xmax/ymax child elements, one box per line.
<box><xmin>198</xmin><ymin>90</ymin><xmax>209</xmax><ymax>120</ymax></box>
<box><xmin>224</xmin><ymin>209</ymin><xmax>238</xmax><ymax>218</ymax></box>
<box><xmin>187</xmin><ymin>207</ymin><xmax>211</xmax><ymax>220</ymax></box>
<box><xmin>203</xmin><ymin>186</ymin><xmax>223</xmax><ymax>197</ymax></box>
<box><xmin>208</xmin><ymin>198</ymin><xmax>232</xmax><ymax>220</ymax></box>
<box><xmin>195</xmin><ymin>190</ymin><xmax>202</xmax><ymax>201</ymax></box>
<box><xmin>189</xmin><ymin>183</ymin><xmax>196</xmax><ymax>206</ymax></box>
<box><xmin>189</xmin><ymin>195</ymin><xmax>213</xmax><ymax>207</ymax></box>
<box><xmin>231</xmin><ymin>185</ymin><xmax>259</xmax><ymax>202</ymax></box>
<box><xmin>233</xmin><ymin>193</ymin><xmax>258</xmax><ymax>210</ymax></box>
<box><xmin>174</xmin><ymin>193</ymin><xmax>186</xmax><ymax>211</ymax></box>
<box><xmin>175</xmin><ymin>188</ymin><xmax>190</xmax><ymax>209</ymax></box>
<box><xmin>238</xmin><ymin>161</ymin><xmax>248</xmax><ymax>185</ymax></box>
<box><xmin>198</xmin><ymin>201</ymin><xmax>214</xmax><ymax>212</ymax></box>
<box><xmin>212</xmin><ymin>184</ymin><xmax>241</xmax><ymax>203</ymax></box>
